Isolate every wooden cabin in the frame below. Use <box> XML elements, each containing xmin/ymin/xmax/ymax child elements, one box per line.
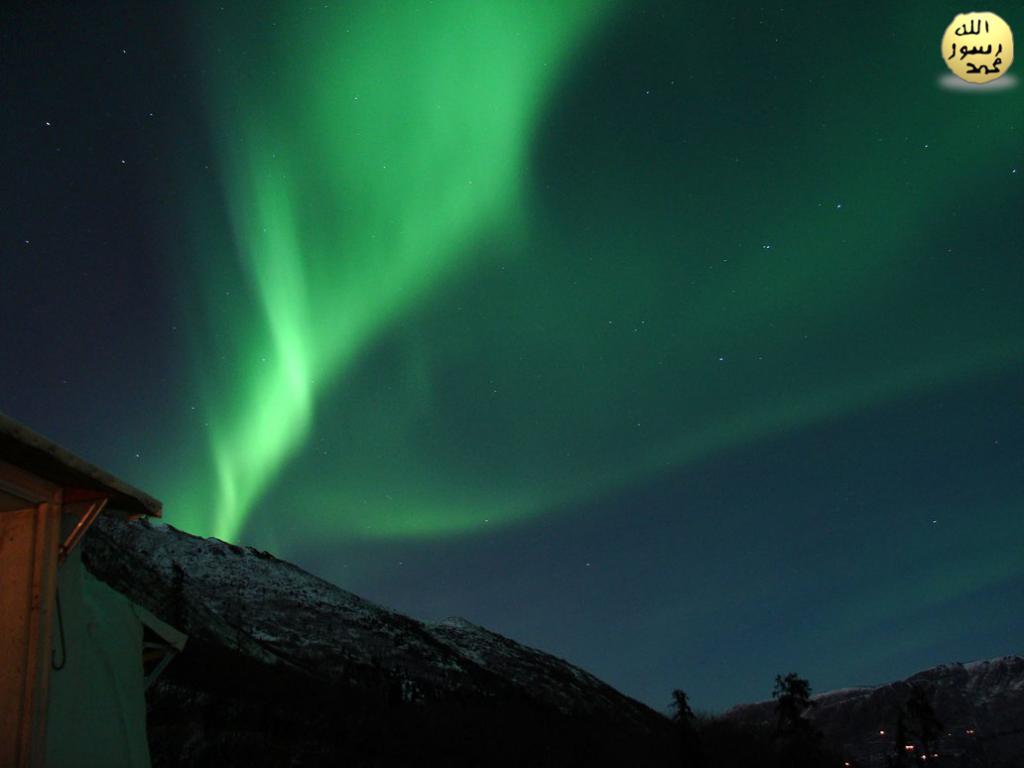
<box><xmin>0</xmin><ymin>414</ymin><xmax>185</xmax><ymax>768</ymax></box>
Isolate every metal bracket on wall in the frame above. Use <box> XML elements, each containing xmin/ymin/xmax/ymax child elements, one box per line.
<box><xmin>58</xmin><ymin>497</ymin><xmax>108</xmax><ymax>564</ymax></box>
<box><xmin>143</xmin><ymin>641</ymin><xmax>180</xmax><ymax>691</ymax></box>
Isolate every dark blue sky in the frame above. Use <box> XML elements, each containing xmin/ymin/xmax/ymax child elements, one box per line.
<box><xmin>2</xmin><ymin>1</ymin><xmax>1021</xmax><ymax>712</ymax></box>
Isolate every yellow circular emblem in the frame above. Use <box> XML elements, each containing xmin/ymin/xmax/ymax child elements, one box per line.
<box><xmin>942</xmin><ymin>12</ymin><xmax>1014</xmax><ymax>83</ymax></box>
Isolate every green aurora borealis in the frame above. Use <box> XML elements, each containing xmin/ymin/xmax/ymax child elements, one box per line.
<box><xmin>175</xmin><ymin>1</ymin><xmax>1023</xmax><ymax>547</ymax></box>
<box><xmin>183</xmin><ymin>1</ymin><xmax>614</xmax><ymax>541</ymax></box>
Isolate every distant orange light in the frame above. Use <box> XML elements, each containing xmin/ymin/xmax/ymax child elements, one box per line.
<box><xmin>905</xmin><ymin>744</ymin><xmax>915</xmax><ymax>751</ymax></box>
<box><xmin>879</xmin><ymin>730</ymin><xmax>886</xmax><ymax>735</ymax></box>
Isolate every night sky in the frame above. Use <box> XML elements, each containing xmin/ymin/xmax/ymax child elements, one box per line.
<box><xmin>3</xmin><ymin>1</ymin><xmax>1022</xmax><ymax>713</ymax></box>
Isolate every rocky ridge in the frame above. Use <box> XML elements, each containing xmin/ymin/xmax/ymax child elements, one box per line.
<box><xmin>82</xmin><ymin>516</ymin><xmax>668</xmax><ymax>767</ymax></box>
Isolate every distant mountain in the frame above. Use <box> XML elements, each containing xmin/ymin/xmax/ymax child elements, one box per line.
<box><xmin>83</xmin><ymin>517</ymin><xmax>671</xmax><ymax>767</ymax></box>
<box><xmin>725</xmin><ymin>656</ymin><xmax>1024</xmax><ymax>767</ymax></box>
<box><xmin>82</xmin><ymin>516</ymin><xmax>1022</xmax><ymax>767</ymax></box>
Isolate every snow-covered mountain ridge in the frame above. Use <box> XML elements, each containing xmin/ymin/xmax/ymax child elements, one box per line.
<box><xmin>82</xmin><ymin>516</ymin><xmax>668</xmax><ymax>767</ymax></box>
<box><xmin>81</xmin><ymin>516</ymin><xmax>1020</xmax><ymax>767</ymax></box>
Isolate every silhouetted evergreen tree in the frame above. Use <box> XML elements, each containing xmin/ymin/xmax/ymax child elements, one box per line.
<box><xmin>772</xmin><ymin>673</ymin><xmax>813</xmax><ymax>738</ymax></box>
<box><xmin>772</xmin><ymin>673</ymin><xmax>825</xmax><ymax>768</ymax></box>
<box><xmin>670</xmin><ymin>689</ymin><xmax>702</xmax><ymax>766</ymax></box>
<box><xmin>671</xmin><ymin>689</ymin><xmax>695</xmax><ymax>722</ymax></box>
